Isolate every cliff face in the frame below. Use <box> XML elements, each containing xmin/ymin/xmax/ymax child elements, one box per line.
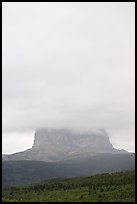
<box><xmin>32</xmin><ymin>128</ymin><xmax>113</xmax><ymax>152</ymax></box>
<box><xmin>2</xmin><ymin>128</ymin><xmax>127</xmax><ymax>162</ymax></box>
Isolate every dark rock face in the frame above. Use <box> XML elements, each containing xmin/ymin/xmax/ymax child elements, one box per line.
<box><xmin>2</xmin><ymin>128</ymin><xmax>128</xmax><ymax>162</ymax></box>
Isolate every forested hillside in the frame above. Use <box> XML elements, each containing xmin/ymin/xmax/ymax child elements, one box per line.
<box><xmin>2</xmin><ymin>170</ymin><xmax>135</xmax><ymax>202</ymax></box>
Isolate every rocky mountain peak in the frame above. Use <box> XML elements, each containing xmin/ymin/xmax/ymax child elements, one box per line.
<box><xmin>2</xmin><ymin>128</ymin><xmax>128</xmax><ymax>162</ymax></box>
<box><xmin>32</xmin><ymin>128</ymin><xmax>112</xmax><ymax>151</ymax></box>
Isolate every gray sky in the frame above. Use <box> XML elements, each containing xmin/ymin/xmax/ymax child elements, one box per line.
<box><xmin>2</xmin><ymin>2</ymin><xmax>135</xmax><ymax>154</ymax></box>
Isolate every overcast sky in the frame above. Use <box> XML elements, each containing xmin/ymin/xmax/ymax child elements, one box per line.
<box><xmin>2</xmin><ymin>2</ymin><xmax>135</xmax><ymax>154</ymax></box>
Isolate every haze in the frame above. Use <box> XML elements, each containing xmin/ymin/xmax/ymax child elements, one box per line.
<box><xmin>2</xmin><ymin>2</ymin><xmax>135</xmax><ymax>154</ymax></box>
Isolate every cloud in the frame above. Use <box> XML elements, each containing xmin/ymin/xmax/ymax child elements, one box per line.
<box><xmin>2</xmin><ymin>131</ymin><xmax>34</xmax><ymax>154</ymax></box>
<box><xmin>2</xmin><ymin>2</ymin><xmax>135</xmax><ymax>153</ymax></box>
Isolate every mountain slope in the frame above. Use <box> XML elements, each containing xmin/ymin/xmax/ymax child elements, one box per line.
<box><xmin>2</xmin><ymin>170</ymin><xmax>135</xmax><ymax>202</ymax></box>
<box><xmin>2</xmin><ymin>153</ymin><xmax>135</xmax><ymax>187</ymax></box>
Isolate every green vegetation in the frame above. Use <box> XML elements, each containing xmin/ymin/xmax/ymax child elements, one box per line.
<box><xmin>2</xmin><ymin>170</ymin><xmax>135</xmax><ymax>202</ymax></box>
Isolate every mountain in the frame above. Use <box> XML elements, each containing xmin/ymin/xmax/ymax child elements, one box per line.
<box><xmin>2</xmin><ymin>153</ymin><xmax>135</xmax><ymax>187</ymax></box>
<box><xmin>2</xmin><ymin>128</ymin><xmax>134</xmax><ymax>187</ymax></box>
<box><xmin>2</xmin><ymin>128</ymin><xmax>128</xmax><ymax>162</ymax></box>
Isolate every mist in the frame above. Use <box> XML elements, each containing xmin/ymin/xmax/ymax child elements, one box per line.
<box><xmin>2</xmin><ymin>2</ymin><xmax>135</xmax><ymax>153</ymax></box>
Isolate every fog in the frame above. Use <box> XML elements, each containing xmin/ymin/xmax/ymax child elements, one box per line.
<box><xmin>2</xmin><ymin>2</ymin><xmax>135</xmax><ymax>153</ymax></box>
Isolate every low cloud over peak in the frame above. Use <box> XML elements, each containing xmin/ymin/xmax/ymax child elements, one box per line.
<box><xmin>2</xmin><ymin>2</ymin><xmax>135</xmax><ymax>153</ymax></box>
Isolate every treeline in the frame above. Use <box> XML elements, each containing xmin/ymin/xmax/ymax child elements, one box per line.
<box><xmin>20</xmin><ymin>170</ymin><xmax>135</xmax><ymax>191</ymax></box>
<box><xmin>2</xmin><ymin>170</ymin><xmax>135</xmax><ymax>202</ymax></box>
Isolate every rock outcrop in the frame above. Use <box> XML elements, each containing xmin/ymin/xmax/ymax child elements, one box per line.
<box><xmin>2</xmin><ymin>128</ymin><xmax>128</xmax><ymax>162</ymax></box>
